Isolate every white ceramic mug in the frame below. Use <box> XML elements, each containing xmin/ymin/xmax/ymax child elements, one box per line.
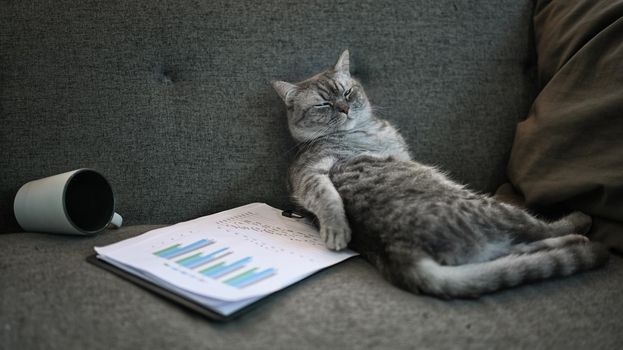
<box><xmin>13</xmin><ymin>169</ymin><xmax>123</xmax><ymax>235</ymax></box>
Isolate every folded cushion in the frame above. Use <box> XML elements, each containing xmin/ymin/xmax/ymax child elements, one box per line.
<box><xmin>500</xmin><ymin>0</ymin><xmax>623</xmax><ymax>252</ymax></box>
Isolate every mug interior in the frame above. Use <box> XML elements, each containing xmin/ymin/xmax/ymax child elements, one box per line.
<box><xmin>64</xmin><ymin>170</ymin><xmax>114</xmax><ymax>233</ymax></box>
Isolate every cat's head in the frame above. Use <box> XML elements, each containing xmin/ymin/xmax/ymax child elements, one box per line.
<box><xmin>272</xmin><ymin>50</ymin><xmax>372</xmax><ymax>142</ymax></box>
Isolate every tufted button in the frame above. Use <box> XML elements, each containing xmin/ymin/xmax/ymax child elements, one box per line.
<box><xmin>154</xmin><ymin>64</ymin><xmax>177</xmax><ymax>84</ymax></box>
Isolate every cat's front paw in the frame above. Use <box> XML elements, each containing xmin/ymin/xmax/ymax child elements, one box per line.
<box><xmin>320</xmin><ymin>220</ymin><xmax>351</xmax><ymax>251</ymax></box>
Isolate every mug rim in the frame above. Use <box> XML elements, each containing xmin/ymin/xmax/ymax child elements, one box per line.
<box><xmin>62</xmin><ymin>168</ymin><xmax>115</xmax><ymax>235</ymax></box>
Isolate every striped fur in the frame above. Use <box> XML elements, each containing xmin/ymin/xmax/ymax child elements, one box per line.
<box><xmin>414</xmin><ymin>244</ymin><xmax>607</xmax><ymax>298</ymax></box>
<box><xmin>272</xmin><ymin>50</ymin><xmax>609</xmax><ymax>298</ymax></box>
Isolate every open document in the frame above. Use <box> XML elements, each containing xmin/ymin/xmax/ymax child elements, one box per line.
<box><xmin>94</xmin><ymin>203</ymin><xmax>358</xmax><ymax>317</ymax></box>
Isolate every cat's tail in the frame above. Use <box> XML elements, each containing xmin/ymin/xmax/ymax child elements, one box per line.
<box><xmin>410</xmin><ymin>242</ymin><xmax>609</xmax><ymax>299</ymax></box>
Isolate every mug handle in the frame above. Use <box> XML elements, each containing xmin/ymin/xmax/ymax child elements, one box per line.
<box><xmin>109</xmin><ymin>212</ymin><xmax>123</xmax><ymax>229</ymax></box>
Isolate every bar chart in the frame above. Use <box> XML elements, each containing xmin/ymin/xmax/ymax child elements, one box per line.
<box><xmin>153</xmin><ymin>239</ymin><xmax>277</xmax><ymax>289</ymax></box>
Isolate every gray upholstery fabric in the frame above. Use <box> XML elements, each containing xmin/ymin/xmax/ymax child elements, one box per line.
<box><xmin>7</xmin><ymin>1</ymin><xmax>617</xmax><ymax>349</ymax></box>
<box><xmin>1</xmin><ymin>226</ymin><xmax>622</xmax><ymax>349</ymax></box>
<box><xmin>1</xmin><ymin>0</ymin><xmax>536</xmax><ymax>232</ymax></box>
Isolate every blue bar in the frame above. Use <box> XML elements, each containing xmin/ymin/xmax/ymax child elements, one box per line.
<box><xmin>154</xmin><ymin>244</ymin><xmax>180</xmax><ymax>257</ymax></box>
<box><xmin>185</xmin><ymin>248</ymin><xmax>230</xmax><ymax>269</ymax></box>
<box><xmin>178</xmin><ymin>253</ymin><xmax>204</xmax><ymax>268</ymax></box>
<box><xmin>176</xmin><ymin>253</ymin><xmax>202</xmax><ymax>267</ymax></box>
<box><xmin>230</xmin><ymin>268</ymin><xmax>276</xmax><ymax>288</ymax></box>
<box><xmin>204</xmin><ymin>257</ymin><xmax>252</xmax><ymax>278</ymax></box>
<box><xmin>158</xmin><ymin>239</ymin><xmax>213</xmax><ymax>259</ymax></box>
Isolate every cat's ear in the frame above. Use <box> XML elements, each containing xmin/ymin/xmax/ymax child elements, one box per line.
<box><xmin>272</xmin><ymin>80</ymin><xmax>298</xmax><ymax>104</ymax></box>
<box><xmin>334</xmin><ymin>49</ymin><xmax>350</xmax><ymax>75</ymax></box>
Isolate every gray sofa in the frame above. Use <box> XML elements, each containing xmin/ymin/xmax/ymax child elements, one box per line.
<box><xmin>1</xmin><ymin>1</ymin><xmax>621</xmax><ymax>349</ymax></box>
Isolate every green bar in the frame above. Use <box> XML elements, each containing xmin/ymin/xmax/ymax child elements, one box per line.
<box><xmin>154</xmin><ymin>244</ymin><xmax>180</xmax><ymax>256</ymax></box>
<box><xmin>176</xmin><ymin>252</ymin><xmax>202</xmax><ymax>264</ymax></box>
<box><xmin>199</xmin><ymin>262</ymin><xmax>226</xmax><ymax>274</ymax></box>
<box><xmin>224</xmin><ymin>268</ymin><xmax>258</xmax><ymax>284</ymax></box>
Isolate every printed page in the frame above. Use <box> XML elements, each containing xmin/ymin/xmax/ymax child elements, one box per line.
<box><xmin>97</xmin><ymin>255</ymin><xmax>264</xmax><ymax>316</ymax></box>
<box><xmin>95</xmin><ymin>203</ymin><xmax>358</xmax><ymax>302</ymax></box>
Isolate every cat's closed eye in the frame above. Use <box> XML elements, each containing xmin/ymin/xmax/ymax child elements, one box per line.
<box><xmin>314</xmin><ymin>102</ymin><xmax>332</xmax><ymax>108</ymax></box>
<box><xmin>345</xmin><ymin>88</ymin><xmax>354</xmax><ymax>100</ymax></box>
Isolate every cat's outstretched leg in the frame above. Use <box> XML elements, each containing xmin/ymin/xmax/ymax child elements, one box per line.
<box><xmin>513</xmin><ymin>211</ymin><xmax>592</xmax><ymax>242</ymax></box>
<box><xmin>546</xmin><ymin>211</ymin><xmax>592</xmax><ymax>236</ymax></box>
<box><xmin>509</xmin><ymin>234</ymin><xmax>589</xmax><ymax>255</ymax></box>
<box><xmin>495</xmin><ymin>200</ymin><xmax>593</xmax><ymax>242</ymax></box>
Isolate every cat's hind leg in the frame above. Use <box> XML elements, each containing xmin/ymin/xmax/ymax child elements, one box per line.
<box><xmin>512</xmin><ymin>211</ymin><xmax>593</xmax><ymax>243</ymax></box>
<box><xmin>546</xmin><ymin>211</ymin><xmax>592</xmax><ymax>236</ymax></box>
<box><xmin>496</xmin><ymin>200</ymin><xmax>593</xmax><ymax>242</ymax></box>
<box><xmin>509</xmin><ymin>234</ymin><xmax>589</xmax><ymax>255</ymax></box>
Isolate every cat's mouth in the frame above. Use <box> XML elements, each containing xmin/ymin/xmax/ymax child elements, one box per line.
<box><xmin>337</xmin><ymin>111</ymin><xmax>352</xmax><ymax>119</ymax></box>
<box><xmin>330</xmin><ymin>112</ymin><xmax>353</xmax><ymax>128</ymax></box>
<box><xmin>337</xmin><ymin>113</ymin><xmax>350</xmax><ymax>123</ymax></box>
<box><xmin>337</xmin><ymin>113</ymin><xmax>357</xmax><ymax>130</ymax></box>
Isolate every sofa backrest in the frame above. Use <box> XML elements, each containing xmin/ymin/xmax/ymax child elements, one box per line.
<box><xmin>0</xmin><ymin>0</ymin><xmax>536</xmax><ymax>232</ymax></box>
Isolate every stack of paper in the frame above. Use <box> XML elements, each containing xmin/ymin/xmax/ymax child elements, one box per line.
<box><xmin>94</xmin><ymin>203</ymin><xmax>358</xmax><ymax>316</ymax></box>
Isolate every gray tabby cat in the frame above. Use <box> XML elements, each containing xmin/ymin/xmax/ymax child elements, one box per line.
<box><xmin>272</xmin><ymin>50</ymin><xmax>609</xmax><ymax>298</ymax></box>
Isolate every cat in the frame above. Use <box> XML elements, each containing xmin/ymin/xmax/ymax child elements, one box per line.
<box><xmin>271</xmin><ymin>50</ymin><xmax>609</xmax><ymax>298</ymax></box>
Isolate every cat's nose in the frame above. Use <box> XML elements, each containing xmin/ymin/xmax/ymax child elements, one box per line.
<box><xmin>336</xmin><ymin>102</ymin><xmax>349</xmax><ymax>114</ymax></box>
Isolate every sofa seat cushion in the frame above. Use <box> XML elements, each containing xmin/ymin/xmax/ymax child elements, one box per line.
<box><xmin>1</xmin><ymin>225</ymin><xmax>622</xmax><ymax>349</ymax></box>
